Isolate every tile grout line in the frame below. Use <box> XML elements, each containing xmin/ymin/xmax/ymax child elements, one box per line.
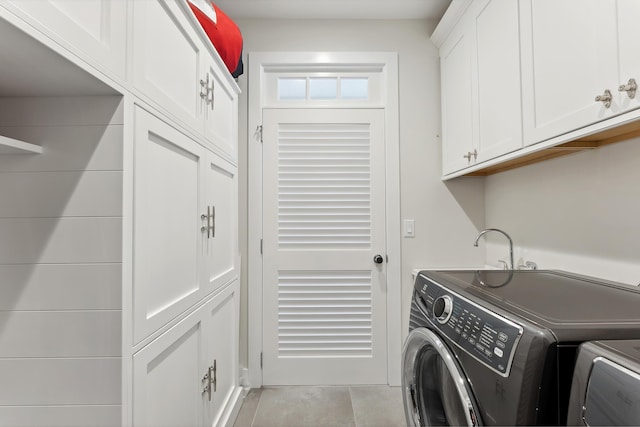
<box><xmin>249</xmin><ymin>390</ymin><xmax>263</xmax><ymax>427</ymax></box>
<box><xmin>348</xmin><ymin>386</ymin><xmax>359</xmax><ymax>427</ymax></box>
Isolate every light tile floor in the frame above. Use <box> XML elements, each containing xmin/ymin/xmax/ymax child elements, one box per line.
<box><xmin>233</xmin><ymin>386</ymin><xmax>407</xmax><ymax>427</ymax></box>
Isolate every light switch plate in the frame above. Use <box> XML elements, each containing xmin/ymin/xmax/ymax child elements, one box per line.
<box><xmin>404</xmin><ymin>219</ymin><xmax>415</xmax><ymax>238</ymax></box>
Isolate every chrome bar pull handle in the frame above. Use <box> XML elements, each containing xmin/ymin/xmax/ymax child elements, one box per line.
<box><xmin>201</xmin><ymin>213</ymin><xmax>208</xmax><ymax>235</ymax></box>
<box><xmin>595</xmin><ymin>89</ymin><xmax>612</xmax><ymax>108</ymax></box>
<box><xmin>207</xmin><ymin>75</ymin><xmax>215</xmax><ymax>111</ymax></box>
<box><xmin>210</xmin><ymin>206</ymin><xmax>215</xmax><ymax>238</ymax></box>
<box><xmin>200</xmin><ymin>74</ymin><xmax>209</xmax><ymax>100</ymax></box>
<box><xmin>201</xmin><ymin>371</ymin><xmax>211</xmax><ymax>401</ymax></box>
<box><xmin>212</xmin><ymin>360</ymin><xmax>217</xmax><ymax>392</ymax></box>
<box><xmin>618</xmin><ymin>78</ymin><xmax>637</xmax><ymax>99</ymax></box>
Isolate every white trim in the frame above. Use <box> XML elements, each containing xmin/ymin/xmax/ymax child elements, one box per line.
<box><xmin>247</xmin><ymin>51</ymin><xmax>402</xmax><ymax>387</ymax></box>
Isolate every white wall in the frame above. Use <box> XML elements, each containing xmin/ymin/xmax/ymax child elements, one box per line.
<box><xmin>485</xmin><ymin>137</ymin><xmax>640</xmax><ymax>286</ymax></box>
<box><xmin>234</xmin><ymin>19</ymin><xmax>485</xmax><ymax>371</ymax></box>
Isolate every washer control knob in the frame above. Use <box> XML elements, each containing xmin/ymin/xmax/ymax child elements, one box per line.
<box><xmin>433</xmin><ymin>295</ymin><xmax>453</xmax><ymax>324</ymax></box>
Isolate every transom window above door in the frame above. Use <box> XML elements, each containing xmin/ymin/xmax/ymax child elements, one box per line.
<box><xmin>263</xmin><ymin>68</ymin><xmax>384</xmax><ymax>107</ymax></box>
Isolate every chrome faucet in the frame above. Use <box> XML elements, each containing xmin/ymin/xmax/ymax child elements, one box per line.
<box><xmin>473</xmin><ymin>228</ymin><xmax>514</xmax><ymax>270</ymax></box>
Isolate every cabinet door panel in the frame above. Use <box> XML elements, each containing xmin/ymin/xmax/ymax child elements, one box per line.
<box><xmin>132</xmin><ymin>0</ymin><xmax>204</xmax><ymax>131</ymax></box>
<box><xmin>617</xmin><ymin>0</ymin><xmax>640</xmax><ymax>112</ymax></box>
<box><xmin>133</xmin><ymin>107</ymin><xmax>205</xmax><ymax>343</ymax></box>
<box><xmin>133</xmin><ymin>309</ymin><xmax>204</xmax><ymax>427</ymax></box>
<box><xmin>475</xmin><ymin>0</ymin><xmax>522</xmax><ymax>161</ymax></box>
<box><xmin>441</xmin><ymin>26</ymin><xmax>475</xmax><ymax>174</ymax></box>
<box><xmin>521</xmin><ymin>0</ymin><xmax>618</xmax><ymax>145</ymax></box>
<box><xmin>203</xmin><ymin>59</ymin><xmax>238</xmax><ymax>160</ymax></box>
<box><xmin>203</xmin><ymin>282</ymin><xmax>240</xmax><ymax>427</ymax></box>
<box><xmin>6</xmin><ymin>0</ymin><xmax>127</xmax><ymax>79</ymax></box>
<box><xmin>203</xmin><ymin>152</ymin><xmax>238</xmax><ymax>293</ymax></box>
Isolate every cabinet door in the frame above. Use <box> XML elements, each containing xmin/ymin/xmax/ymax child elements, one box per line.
<box><xmin>203</xmin><ymin>58</ymin><xmax>238</xmax><ymax>161</ymax></box>
<box><xmin>5</xmin><ymin>0</ymin><xmax>127</xmax><ymax>79</ymax></box>
<box><xmin>616</xmin><ymin>0</ymin><xmax>640</xmax><ymax>112</ymax></box>
<box><xmin>202</xmin><ymin>151</ymin><xmax>238</xmax><ymax>293</ymax></box>
<box><xmin>202</xmin><ymin>282</ymin><xmax>240</xmax><ymax>427</ymax></box>
<box><xmin>132</xmin><ymin>0</ymin><xmax>206</xmax><ymax>132</ymax></box>
<box><xmin>441</xmin><ymin>22</ymin><xmax>475</xmax><ymax>175</ymax></box>
<box><xmin>133</xmin><ymin>106</ymin><xmax>206</xmax><ymax>343</ymax></box>
<box><xmin>520</xmin><ymin>0</ymin><xmax>619</xmax><ymax>145</ymax></box>
<box><xmin>474</xmin><ymin>0</ymin><xmax>523</xmax><ymax>161</ymax></box>
<box><xmin>133</xmin><ymin>307</ymin><xmax>205</xmax><ymax>427</ymax></box>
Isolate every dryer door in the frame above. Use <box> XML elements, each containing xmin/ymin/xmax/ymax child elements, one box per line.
<box><xmin>402</xmin><ymin>328</ymin><xmax>481</xmax><ymax>426</ymax></box>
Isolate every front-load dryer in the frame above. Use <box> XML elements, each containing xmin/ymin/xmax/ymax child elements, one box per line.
<box><xmin>402</xmin><ymin>270</ymin><xmax>640</xmax><ymax>426</ymax></box>
<box><xmin>567</xmin><ymin>340</ymin><xmax>640</xmax><ymax>425</ymax></box>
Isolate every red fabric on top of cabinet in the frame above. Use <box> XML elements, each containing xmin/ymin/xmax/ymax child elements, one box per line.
<box><xmin>188</xmin><ymin>1</ymin><xmax>243</xmax><ymax>78</ymax></box>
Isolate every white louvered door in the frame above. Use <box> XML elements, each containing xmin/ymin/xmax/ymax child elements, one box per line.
<box><xmin>262</xmin><ymin>108</ymin><xmax>387</xmax><ymax>385</ymax></box>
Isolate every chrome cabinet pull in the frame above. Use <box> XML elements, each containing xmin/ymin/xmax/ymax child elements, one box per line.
<box><xmin>199</xmin><ymin>74</ymin><xmax>209</xmax><ymax>100</ymax></box>
<box><xmin>201</xmin><ymin>206</ymin><xmax>215</xmax><ymax>239</ymax></box>
<box><xmin>207</xmin><ymin>75</ymin><xmax>215</xmax><ymax>111</ymax></box>
<box><xmin>463</xmin><ymin>149</ymin><xmax>477</xmax><ymax>163</ymax></box>
<box><xmin>595</xmin><ymin>89</ymin><xmax>612</xmax><ymax>108</ymax></box>
<box><xmin>210</xmin><ymin>206</ymin><xmax>215</xmax><ymax>238</ymax></box>
<box><xmin>619</xmin><ymin>78</ymin><xmax>637</xmax><ymax>99</ymax></box>
<box><xmin>202</xmin><ymin>371</ymin><xmax>211</xmax><ymax>401</ymax></box>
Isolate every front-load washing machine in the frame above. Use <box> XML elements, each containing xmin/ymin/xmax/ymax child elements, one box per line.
<box><xmin>402</xmin><ymin>270</ymin><xmax>640</xmax><ymax>426</ymax></box>
<box><xmin>567</xmin><ymin>340</ymin><xmax>640</xmax><ymax>425</ymax></box>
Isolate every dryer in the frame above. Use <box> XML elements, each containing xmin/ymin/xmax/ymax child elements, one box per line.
<box><xmin>567</xmin><ymin>340</ymin><xmax>640</xmax><ymax>426</ymax></box>
<box><xmin>402</xmin><ymin>270</ymin><xmax>640</xmax><ymax>426</ymax></box>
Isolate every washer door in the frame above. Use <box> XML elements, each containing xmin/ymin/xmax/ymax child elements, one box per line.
<box><xmin>402</xmin><ymin>328</ymin><xmax>481</xmax><ymax>426</ymax></box>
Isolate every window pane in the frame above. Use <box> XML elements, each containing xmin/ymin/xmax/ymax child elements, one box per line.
<box><xmin>340</xmin><ymin>78</ymin><xmax>369</xmax><ymax>99</ymax></box>
<box><xmin>309</xmin><ymin>78</ymin><xmax>338</xmax><ymax>99</ymax></box>
<box><xmin>278</xmin><ymin>78</ymin><xmax>306</xmax><ymax>100</ymax></box>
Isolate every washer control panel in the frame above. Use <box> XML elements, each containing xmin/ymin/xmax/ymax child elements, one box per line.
<box><xmin>416</xmin><ymin>274</ymin><xmax>523</xmax><ymax>377</ymax></box>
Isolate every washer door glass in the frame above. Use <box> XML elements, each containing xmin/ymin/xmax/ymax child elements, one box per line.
<box><xmin>402</xmin><ymin>328</ymin><xmax>480</xmax><ymax>426</ymax></box>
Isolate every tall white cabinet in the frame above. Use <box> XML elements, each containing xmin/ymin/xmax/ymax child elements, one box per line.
<box><xmin>0</xmin><ymin>1</ymin><xmax>241</xmax><ymax>426</ymax></box>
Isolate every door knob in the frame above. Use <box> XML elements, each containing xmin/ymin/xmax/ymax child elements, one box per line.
<box><xmin>373</xmin><ymin>254</ymin><xmax>384</xmax><ymax>264</ymax></box>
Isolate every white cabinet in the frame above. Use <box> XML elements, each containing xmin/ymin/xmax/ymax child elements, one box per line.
<box><xmin>520</xmin><ymin>0</ymin><xmax>640</xmax><ymax>146</ymax></box>
<box><xmin>133</xmin><ymin>107</ymin><xmax>239</xmax><ymax>344</ymax></box>
<box><xmin>520</xmin><ymin>0</ymin><xmax>619</xmax><ymax>145</ymax></box>
<box><xmin>202</xmin><ymin>283</ymin><xmax>241</xmax><ymax>427</ymax></box>
<box><xmin>440</xmin><ymin>0</ymin><xmax>523</xmax><ymax>175</ymax></box>
<box><xmin>203</xmin><ymin>58</ymin><xmax>239</xmax><ymax>160</ymax></box>
<box><xmin>3</xmin><ymin>0</ymin><xmax>127</xmax><ymax>79</ymax></box>
<box><xmin>133</xmin><ymin>106</ymin><xmax>207</xmax><ymax>343</ymax></box>
<box><xmin>133</xmin><ymin>281</ymin><xmax>240</xmax><ymax>427</ymax></box>
<box><xmin>203</xmin><ymin>151</ymin><xmax>238</xmax><ymax>293</ymax></box>
<box><xmin>132</xmin><ymin>0</ymin><xmax>205</xmax><ymax>132</ymax></box>
<box><xmin>615</xmin><ymin>0</ymin><xmax>640</xmax><ymax>113</ymax></box>
<box><xmin>474</xmin><ymin>0</ymin><xmax>522</xmax><ymax>161</ymax></box>
<box><xmin>0</xmin><ymin>1</ymin><xmax>241</xmax><ymax>426</ymax></box>
<box><xmin>132</xmin><ymin>0</ymin><xmax>238</xmax><ymax>161</ymax></box>
<box><xmin>440</xmin><ymin>22</ymin><xmax>475</xmax><ymax>174</ymax></box>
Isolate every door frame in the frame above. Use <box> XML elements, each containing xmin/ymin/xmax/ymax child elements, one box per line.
<box><xmin>247</xmin><ymin>52</ymin><xmax>401</xmax><ymax>387</ymax></box>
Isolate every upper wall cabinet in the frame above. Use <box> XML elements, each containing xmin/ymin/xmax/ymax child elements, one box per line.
<box><xmin>520</xmin><ymin>0</ymin><xmax>619</xmax><ymax>145</ymax></box>
<box><xmin>3</xmin><ymin>0</ymin><xmax>127</xmax><ymax>80</ymax></box>
<box><xmin>435</xmin><ymin>0</ymin><xmax>640</xmax><ymax>178</ymax></box>
<box><xmin>131</xmin><ymin>0</ymin><xmax>238</xmax><ymax>161</ymax></box>
<box><xmin>439</xmin><ymin>0</ymin><xmax>523</xmax><ymax>175</ymax></box>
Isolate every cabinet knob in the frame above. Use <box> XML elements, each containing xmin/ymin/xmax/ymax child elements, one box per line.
<box><xmin>373</xmin><ymin>254</ymin><xmax>384</xmax><ymax>264</ymax></box>
<box><xmin>618</xmin><ymin>78</ymin><xmax>637</xmax><ymax>99</ymax></box>
<box><xmin>463</xmin><ymin>149</ymin><xmax>477</xmax><ymax>163</ymax></box>
<box><xmin>595</xmin><ymin>89</ymin><xmax>613</xmax><ymax>108</ymax></box>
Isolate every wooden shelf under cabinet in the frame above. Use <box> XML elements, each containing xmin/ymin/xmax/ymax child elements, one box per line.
<box><xmin>465</xmin><ymin>119</ymin><xmax>640</xmax><ymax>176</ymax></box>
<box><xmin>0</xmin><ymin>134</ymin><xmax>43</xmax><ymax>154</ymax></box>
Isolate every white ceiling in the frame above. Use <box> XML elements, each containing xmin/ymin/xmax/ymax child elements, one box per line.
<box><xmin>214</xmin><ymin>0</ymin><xmax>453</xmax><ymax>20</ymax></box>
